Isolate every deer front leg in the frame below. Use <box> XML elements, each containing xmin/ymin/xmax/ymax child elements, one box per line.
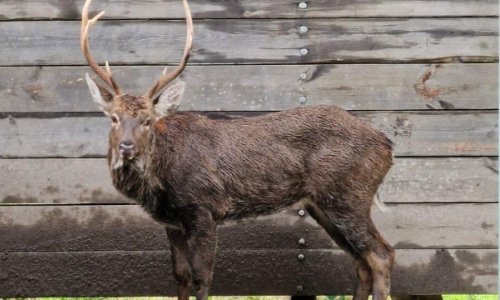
<box><xmin>187</xmin><ymin>208</ymin><xmax>217</xmax><ymax>300</ymax></box>
<box><xmin>166</xmin><ymin>227</ymin><xmax>192</xmax><ymax>300</ymax></box>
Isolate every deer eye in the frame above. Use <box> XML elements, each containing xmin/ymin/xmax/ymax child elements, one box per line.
<box><xmin>110</xmin><ymin>114</ymin><xmax>119</xmax><ymax>124</ymax></box>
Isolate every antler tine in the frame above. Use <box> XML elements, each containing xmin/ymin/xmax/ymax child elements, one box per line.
<box><xmin>81</xmin><ymin>0</ymin><xmax>122</xmax><ymax>95</ymax></box>
<box><xmin>144</xmin><ymin>0</ymin><xmax>193</xmax><ymax>99</ymax></box>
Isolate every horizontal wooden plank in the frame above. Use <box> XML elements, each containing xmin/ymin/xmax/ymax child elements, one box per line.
<box><xmin>0</xmin><ymin>111</ymin><xmax>496</xmax><ymax>158</ymax></box>
<box><xmin>0</xmin><ymin>18</ymin><xmax>497</xmax><ymax>65</ymax></box>
<box><xmin>0</xmin><ymin>158</ymin><xmax>496</xmax><ymax>205</ymax></box>
<box><xmin>380</xmin><ymin>158</ymin><xmax>498</xmax><ymax>204</ymax></box>
<box><xmin>0</xmin><ymin>249</ymin><xmax>496</xmax><ymax>296</ymax></box>
<box><xmin>0</xmin><ymin>204</ymin><xmax>496</xmax><ymax>252</ymax></box>
<box><xmin>1</xmin><ymin>64</ymin><xmax>497</xmax><ymax>112</ymax></box>
<box><xmin>0</xmin><ymin>0</ymin><xmax>497</xmax><ymax>19</ymax></box>
<box><xmin>0</xmin><ymin>158</ymin><xmax>125</xmax><ymax>204</ymax></box>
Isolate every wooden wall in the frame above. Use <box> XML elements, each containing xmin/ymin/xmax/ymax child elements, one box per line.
<box><xmin>0</xmin><ymin>0</ymin><xmax>498</xmax><ymax>296</ymax></box>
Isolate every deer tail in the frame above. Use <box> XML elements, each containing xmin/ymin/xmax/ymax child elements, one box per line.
<box><xmin>374</xmin><ymin>192</ymin><xmax>389</xmax><ymax>212</ymax></box>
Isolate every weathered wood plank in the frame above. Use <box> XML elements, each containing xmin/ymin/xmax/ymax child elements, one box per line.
<box><xmin>361</xmin><ymin>111</ymin><xmax>498</xmax><ymax>157</ymax></box>
<box><xmin>0</xmin><ymin>249</ymin><xmax>496</xmax><ymax>296</ymax></box>
<box><xmin>380</xmin><ymin>158</ymin><xmax>498</xmax><ymax>204</ymax></box>
<box><xmin>0</xmin><ymin>112</ymin><xmax>496</xmax><ymax>158</ymax></box>
<box><xmin>0</xmin><ymin>0</ymin><xmax>497</xmax><ymax>20</ymax></box>
<box><xmin>0</xmin><ymin>158</ymin><xmax>125</xmax><ymax>204</ymax></box>
<box><xmin>0</xmin><ymin>18</ymin><xmax>497</xmax><ymax>65</ymax></box>
<box><xmin>0</xmin><ymin>158</ymin><xmax>496</xmax><ymax>204</ymax></box>
<box><xmin>1</xmin><ymin>64</ymin><xmax>497</xmax><ymax>112</ymax></box>
<box><xmin>0</xmin><ymin>204</ymin><xmax>496</xmax><ymax>251</ymax></box>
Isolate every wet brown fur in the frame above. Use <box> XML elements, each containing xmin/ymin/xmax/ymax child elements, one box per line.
<box><xmin>101</xmin><ymin>96</ymin><xmax>395</xmax><ymax>300</ymax></box>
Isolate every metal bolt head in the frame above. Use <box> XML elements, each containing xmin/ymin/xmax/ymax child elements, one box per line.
<box><xmin>298</xmin><ymin>96</ymin><xmax>307</xmax><ymax>104</ymax></box>
<box><xmin>298</xmin><ymin>238</ymin><xmax>306</xmax><ymax>245</ymax></box>
<box><xmin>300</xmin><ymin>48</ymin><xmax>309</xmax><ymax>56</ymax></box>
<box><xmin>297</xmin><ymin>285</ymin><xmax>304</xmax><ymax>292</ymax></box>
<box><xmin>297</xmin><ymin>209</ymin><xmax>306</xmax><ymax>216</ymax></box>
<box><xmin>297</xmin><ymin>253</ymin><xmax>305</xmax><ymax>261</ymax></box>
<box><xmin>299</xmin><ymin>73</ymin><xmax>307</xmax><ymax>80</ymax></box>
<box><xmin>298</xmin><ymin>2</ymin><xmax>308</xmax><ymax>9</ymax></box>
<box><xmin>298</xmin><ymin>25</ymin><xmax>309</xmax><ymax>34</ymax></box>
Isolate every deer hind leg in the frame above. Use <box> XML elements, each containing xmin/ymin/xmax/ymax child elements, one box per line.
<box><xmin>363</xmin><ymin>221</ymin><xmax>395</xmax><ymax>300</ymax></box>
<box><xmin>353</xmin><ymin>259</ymin><xmax>373</xmax><ymax>300</ymax></box>
<box><xmin>305</xmin><ymin>201</ymin><xmax>394</xmax><ymax>300</ymax></box>
<box><xmin>305</xmin><ymin>202</ymin><xmax>372</xmax><ymax>300</ymax></box>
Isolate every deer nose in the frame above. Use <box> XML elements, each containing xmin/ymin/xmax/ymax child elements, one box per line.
<box><xmin>119</xmin><ymin>141</ymin><xmax>135</xmax><ymax>151</ymax></box>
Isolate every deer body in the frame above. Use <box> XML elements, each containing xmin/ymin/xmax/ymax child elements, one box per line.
<box><xmin>81</xmin><ymin>1</ymin><xmax>394</xmax><ymax>299</ymax></box>
<box><xmin>111</xmin><ymin>105</ymin><xmax>392</xmax><ymax>223</ymax></box>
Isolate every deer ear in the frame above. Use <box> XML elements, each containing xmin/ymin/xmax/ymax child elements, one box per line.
<box><xmin>85</xmin><ymin>73</ymin><xmax>114</xmax><ymax>115</ymax></box>
<box><xmin>154</xmin><ymin>80</ymin><xmax>186</xmax><ymax>119</ymax></box>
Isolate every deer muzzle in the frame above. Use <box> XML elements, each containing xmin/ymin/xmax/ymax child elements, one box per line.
<box><xmin>119</xmin><ymin>140</ymin><xmax>136</xmax><ymax>159</ymax></box>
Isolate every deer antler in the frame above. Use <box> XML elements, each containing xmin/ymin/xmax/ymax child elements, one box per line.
<box><xmin>81</xmin><ymin>0</ymin><xmax>122</xmax><ymax>95</ymax></box>
<box><xmin>143</xmin><ymin>0</ymin><xmax>193</xmax><ymax>99</ymax></box>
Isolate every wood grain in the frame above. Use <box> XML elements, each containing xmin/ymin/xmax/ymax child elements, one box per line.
<box><xmin>0</xmin><ymin>112</ymin><xmax>496</xmax><ymax>158</ymax></box>
<box><xmin>0</xmin><ymin>249</ymin><xmax>496</xmax><ymax>296</ymax></box>
<box><xmin>1</xmin><ymin>64</ymin><xmax>497</xmax><ymax>112</ymax></box>
<box><xmin>0</xmin><ymin>204</ymin><xmax>496</xmax><ymax>251</ymax></box>
<box><xmin>0</xmin><ymin>158</ymin><xmax>496</xmax><ymax>204</ymax></box>
<box><xmin>0</xmin><ymin>18</ymin><xmax>497</xmax><ymax>65</ymax></box>
<box><xmin>0</xmin><ymin>0</ymin><xmax>498</xmax><ymax>20</ymax></box>
<box><xmin>380</xmin><ymin>157</ymin><xmax>498</xmax><ymax>204</ymax></box>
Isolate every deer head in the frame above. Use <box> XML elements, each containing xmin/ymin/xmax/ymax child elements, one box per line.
<box><xmin>81</xmin><ymin>0</ymin><xmax>193</xmax><ymax>167</ymax></box>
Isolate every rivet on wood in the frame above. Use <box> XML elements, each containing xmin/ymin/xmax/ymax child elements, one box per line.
<box><xmin>297</xmin><ymin>253</ymin><xmax>305</xmax><ymax>261</ymax></box>
<box><xmin>299</xmin><ymin>73</ymin><xmax>307</xmax><ymax>80</ymax></box>
<box><xmin>300</xmin><ymin>48</ymin><xmax>309</xmax><ymax>56</ymax></box>
<box><xmin>298</xmin><ymin>26</ymin><xmax>309</xmax><ymax>34</ymax></box>
<box><xmin>298</xmin><ymin>238</ymin><xmax>306</xmax><ymax>245</ymax></box>
<box><xmin>297</xmin><ymin>209</ymin><xmax>306</xmax><ymax>216</ymax></box>
<box><xmin>298</xmin><ymin>96</ymin><xmax>307</xmax><ymax>104</ymax></box>
<box><xmin>297</xmin><ymin>285</ymin><xmax>304</xmax><ymax>292</ymax></box>
<box><xmin>298</xmin><ymin>2</ymin><xmax>308</xmax><ymax>9</ymax></box>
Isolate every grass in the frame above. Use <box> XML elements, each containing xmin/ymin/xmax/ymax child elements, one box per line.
<box><xmin>442</xmin><ymin>296</ymin><xmax>498</xmax><ymax>300</ymax></box>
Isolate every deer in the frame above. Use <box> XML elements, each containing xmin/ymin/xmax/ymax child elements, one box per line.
<box><xmin>80</xmin><ymin>0</ymin><xmax>395</xmax><ymax>299</ymax></box>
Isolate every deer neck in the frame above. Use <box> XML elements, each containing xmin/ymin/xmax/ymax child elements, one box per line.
<box><xmin>108</xmin><ymin>131</ymin><xmax>164</xmax><ymax>201</ymax></box>
<box><xmin>108</xmin><ymin>131</ymin><xmax>183</xmax><ymax>226</ymax></box>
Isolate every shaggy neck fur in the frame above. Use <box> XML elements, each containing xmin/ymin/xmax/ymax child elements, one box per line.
<box><xmin>108</xmin><ymin>128</ymin><xmax>179</xmax><ymax>225</ymax></box>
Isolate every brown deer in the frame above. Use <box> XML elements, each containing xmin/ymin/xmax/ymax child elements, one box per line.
<box><xmin>81</xmin><ymin>0</ymin><xmax>395</xmax><ymax>299</ymax></box>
